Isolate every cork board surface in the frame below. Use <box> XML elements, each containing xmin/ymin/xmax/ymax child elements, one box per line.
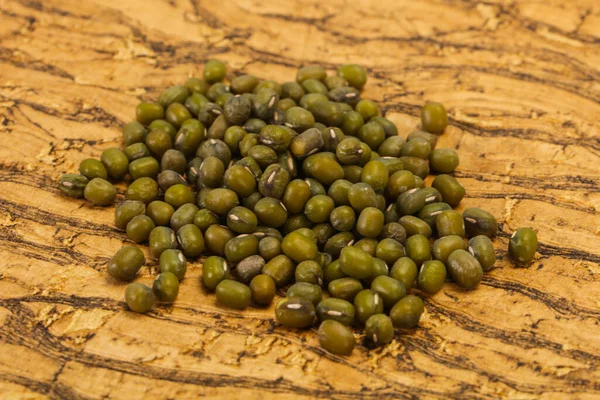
<box><xmin>0</xmin><ymin>0</ymin><xmax>599</xmax><ymax>398</ymax></box>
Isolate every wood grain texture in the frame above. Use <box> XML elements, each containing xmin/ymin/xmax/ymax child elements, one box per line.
<box><xmin>1</xmin><ymin>0</ymin><xmax>599</xmax><ymax>398</ymax></box>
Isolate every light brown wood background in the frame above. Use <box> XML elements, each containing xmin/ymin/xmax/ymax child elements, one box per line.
<box><xmin>1</xmin><ymin>0</ymin><xmax>599</xmax><ymax>398</ymax></box>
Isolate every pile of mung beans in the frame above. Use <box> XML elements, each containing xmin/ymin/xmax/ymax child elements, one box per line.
<box><xmin>58</xmin><ymin>60</ymin><xmax>539</xmax><ymax>355</ymax></box>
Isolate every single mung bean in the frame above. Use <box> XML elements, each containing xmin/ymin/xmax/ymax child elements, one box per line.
<box><xmin>153</xmin><ymin>272</ymin><xmax>180</xmax><ymax>303</ymax></box>
<box><xmin>275</xmin><ymin>297</ymin><xmax>316</xmax><ymax>328</ymax></box>
<box><xmin>356</xmin><ymin>207</ymin><xmax>385</xmax><ymax>238</ymax></box>
<box><xmin>463</xmin><ymin>208</ymin><xmax>498</xmax><ymax>238</ymax></box>
<box><xmin>328</xmin><ymin>277</ymin><xmax>363</xmax><ymax>303</ymax></box>
<box><xmin>249</xmin><ymin>274</ymin><xmax>276</xmax><ymax>305</ymax></box>
<box><xmin>176</xmin><ymin>224</ymin><xmax>205</xmax><ymax>258</ymax></box>
<box><xmin>375</xmin><ymin>238</ymin><xmax>405</xmax><ymax>266</ymax></box>
<box><xmin>204</xmin><ymin>60</ymin><xmax>226</xmax><ymax>83</ymax></box>
<box><xmin>125</xmin><ymin>142</ymin><xmax>151</xmax><ymax>161</ymax></box>
<box><xmin>126</xmin><ymin>215</ymin><xmax>155</xmax><ymax>243</ymax></box>
<box><xmin>399</xmin><ymin>215</ymin><xmax>433</xmax><ymax>238</ymax></box>
<box><xmin>390</xmin><ymin>257</ymin><xmax>418</xmax><ymax>289</ymax></box>
<box><xmin>224</xmin><ymin>234</ymin><xmax>259</xmax><ymax>264</ymax></box>
<box><xmin>259</xmin><ymin>164</ymin><xmax>290</xmax><ymax>199</ymax></box>
<box><xmin>365</xmin><ymin>314</ymin><xmax>394</xmax><ymax>346</ymax></box>
<box><xmin>436</xmin><ymin>210</ymin><xmax>466</xmax><ymax>238</ymax></box>
<box><xmin>281</xmin><ymin>231</ymin><xmax>318</xmax><ymax>263</ymax></box>
<box><xmin>418</xmin><ymin>260</ymin><xmax>447</xmax><ymax>294</ymax></box>
<box><xmin>253</xmin><ymin>197</ymin><xmax>288</xmax><ymax>228</ymax></box>
<box><xmin>233</xmin><ymin>255</ymin><xmax>264</xmax><ymax>284</ymax></box>
<box><xmin>149</xmin><ymin>226</ymin><xmax>177</xmax><ymax>258</ymax></box>
<box><xmin>378</xmin><ymin>136</ymin><xmax>405</xmax><ymax>157</ymax></box>
<box><xmin>205</xmin><ymin>188</ymin><xmax>239</xmax><ymax>216</ymax></box>
<box><xmin>136</xmin><ymin>102</ymin><xmax>164</xmax><ymax>126</ymax></box>
<box><xmin>318</xmin><ymin>320</ymin><xmax>355</xmax><ymax>356</ymax></box>
<box><xmin>302</xmin><ymin>152</ymin><xmax>344</xmax><ymax>186</ymax></box>
<box><xmin>159</xmin><ymin>249</ymin><xmax>187</xmax><ymax>280</ymax></box>
<box><xmin>390</xmin><ymin>295</ymin><xmax>424</xmax><ymax>328</ymax></box>
<box><xmin>339</xmin><ymin>246</ymin><xmax>373</xmax><ymax>280</ymax></box>
<box><xmin>430</xmin><ymin>148</ymin><xmax>459</xmax><ymax>173</ymax></box>
<box><xmin>370</xmin><ymin>275</ymin><xmax>406</xmax><ymax>309</ymax></box>
<box><xmin>400</xmin><ymin>138</ymin><xmax>431</xmax><ymax>160</ymax></box>
<box><xmin>509</xmin><ymin>227</ymin><xmax>538</xmax><ymax>265</ymax></box>
<box><xmin>386</xmin><ymin>170</ymin><xmax>416</xmax><ymax>201</ymax></box>
<box><xmin>202</xmin><ymin>255</ymin><xmax>230</xmax><ymax>290</ymax></box>
<box><xmin>108</xmin><ymin>246</ymin><xmax>145</xmax><ymax>281</ymax></box>
<box><xmin>79</xmin><ymin>158</ymin><xmax>107</xmax><ymax>181</ymax></box>
<box><xmin>227</xmin><ymin>206</ymin><xmax>258</xmax><ymax>234</ymax></box>
<box><xmin>145</xmin><ymin>129</ymin><xmax>173</xmax><ymax>159</ymax></box>
<box><xmin>146</xmin><ymin>201</ymin><xmax>174</xmax><ymax>226</ymax></box>
<box><xmin>432</xmin><ymin>235</ymin><xmax>466</xmax><ymax>264</ymax></box>
<box><xmin>294</xmin><ymin>260</ymin><xmax>323</xmax><ymax>286</ymax></box>
<box><xmin>316</xmin><ymin>298</ymin><xmax>355</xmax><ymax>326</ymax></box>
<box><xmin>164</xmin><ymin>184</ymin><xmax>195</xmax><ymax>209</ymax></box>
<box><xmin>354</xmin><ymin>289</ymin><xmax>384</xmax><ymax>325</ymax></box>
<box><xmin>123</xmin><ymin>121</ymin><xmax>148</xmax><ymax>146</ymax></box>
<box><xmin>282</xmin><ymin>179</ymin><xmax>311</xmax><ymax>214</ymax></box>
<box><xmin>198</xmin><ymin>156</ymin><xmax>224</xmax><ymax>188</ymax></box>
<box><xmin>468</xmin><ymin>235</ymin><xmax>496</xmax><ymax>271</ymax></box>
<box><xmin>447</xmin><ymin>249</ymin><xmax>483</xmax><ymax>289</ymax></box>
<box><xmin>421</xmin><ymin>102</ymin><xmax>448</xmax><ymax>134</ymax></box>
<box><xmin>84</xmin><ymin>178</ymin><xmax>115</xmax><ymax>206</ymax></box>
<box><xmin>58</xmin><ymin>174</ymin><xmax>88</xmax><ymax>198</ymax></box>
<box><xmin>216</xmin><ymin>279</ymin><xmax>251</xmax><ymax>309</ymax></box>
<box><xmin>101</xmin><ymin>148</ymin><xmax>129</xmax><ymax>180</ymax></box>
<box><xmin>129</xmin><ymin>156</ymin><xmax>160</xmax><ymax>180</ymax></box>
<box><xmin>125</xmin><ymin>283</ymin><xmax>155</xmax><ymax>313</ymax></box>
<box><xmin>405</xmin><ymin>234</ymin><xmax>431</xmax><ymax>266</ymax></box>
<box><xmin>204</xmin><ymin>225</ymin><xmax>235</xmax><ymax>256</ymax></box>
<box><xmin>337</xmin><ymin>64</ymin><xmax>367</xmax><ymax>89</ymax></box>
<box><xmin>287</xmin><ymin>282</ymin><xmax>323</xmax><ymax>307</ymax></box>
<box><xmin>262</xmin><ymin>254</ymin><xmax>295</xmax><ymax>287</ymax></box>
<box><xmin>431</xmin><ymin>174</ymin><xmax>465</xmax><ymax>207</ymax></box>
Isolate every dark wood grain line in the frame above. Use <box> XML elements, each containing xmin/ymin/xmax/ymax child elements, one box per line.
<box><xmin>425</xmin><ymin>300</ymin><xmax>600</xmax><ymax>367</ymax></box>
<box><xmin>0</xmin><ymin>370</ymin><xmax>90</xmax><ymax>400</ymax></box>
<box><xmin>14</xmin><ymin>0</ymin><xmax>92</xmax><ymax>20</ymax></box>
<box><xmin>482</xmin><ymin>276</ymin><xmax>600</xmax><ymax>319</ymax></box>
<box><xmin>2</xmin><ymin>94</ymin><xmax>125</xmax><ymax>129</ymax></box>
<box><xmin>0</xmin><ymin>198</ymin><xmax>121</xmax><ymax>238</ymax></box>
<box><xmin>0</xmin><ymin>46</ymin><xmax>74</xmax><ymax>81</ymax></box>
<box><xmin>405</xmin><ymin>329</ymin><xmax>600</xmax><ymax>393</ymax></box>
<box><xmin>0</xmin><ymin>372</ymin><xmax>53</xmax><ymax>397</ymax></box>
<box><xmin>455</xmin><ymin>170</ymin><xmax>600</xmax><ymax>193</ymax></box>
<box><xmin>465</xmin><ymin>191</ymin><xmax>597</xmax><ymax>214</ymax></box>
<box><xmin>0</xmin><ymin>227</ymin><xmax>109</xmax><ymax>268</ymax></box>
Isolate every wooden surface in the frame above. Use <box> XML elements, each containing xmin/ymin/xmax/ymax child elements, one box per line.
<box><xmin>1</xmin><ymin>0</ymin><xmax>599</xmax><ymax>398</ymax></box>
